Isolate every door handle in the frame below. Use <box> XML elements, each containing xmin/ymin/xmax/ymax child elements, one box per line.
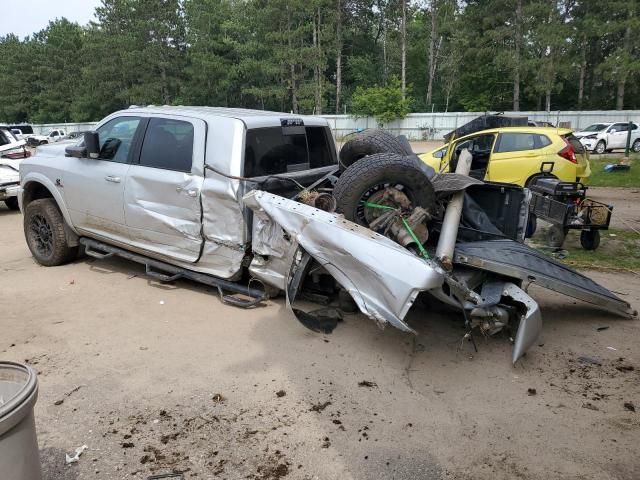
<box><xmin>105</xmin><ymin>175</ymin><xmax>121</xmax><ymax>183</ymax></box>
<box><xmin>187</xmin><ymin>189</ymin><xmax>198</xmax><ymax>197</ymax></box>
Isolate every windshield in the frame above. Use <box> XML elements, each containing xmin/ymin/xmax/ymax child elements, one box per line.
<box><xmin>582</xmin><ymin>124</ymin><xmax>608</xmax><ymax>132</ymax></box>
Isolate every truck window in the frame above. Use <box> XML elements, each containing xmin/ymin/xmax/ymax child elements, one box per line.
<box><xmin>96</xmin><ymin>117</ymin><xmax>141</xmax><ymax>163</ymax></box>
<box><xmin>139</xmin><ymin>118</ymin><xmax>194</xmax><ymax>173</ymax></box>
<box><xmin>244</xmin><ymin>126</ymin><xmax>336</xmax><ymax>177</ymax></box>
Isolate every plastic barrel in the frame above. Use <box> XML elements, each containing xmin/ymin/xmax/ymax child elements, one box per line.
<box><xmin>0</xmin><ymin>362</ymin><xmax>42</xmax><ymax>480</ymax></box>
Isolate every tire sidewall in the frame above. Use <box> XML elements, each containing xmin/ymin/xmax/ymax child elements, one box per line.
<box><xmin>595</xmin><ymin>141</ymin><xmax>605</xmax><ymax>154</ymax></box>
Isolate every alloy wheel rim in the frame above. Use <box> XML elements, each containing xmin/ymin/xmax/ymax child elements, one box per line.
<box><xmin>29</xmin><ymin>214</ymin><xmax>53</xmax><ymax>257</ymax></box>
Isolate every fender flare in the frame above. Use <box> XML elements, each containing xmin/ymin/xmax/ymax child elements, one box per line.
<box><xmin>21</xmin><ymin>172</ymin><xmax>78</xmax><ymax>235</ymax></box>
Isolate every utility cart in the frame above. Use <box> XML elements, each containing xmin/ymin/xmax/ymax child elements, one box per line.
<box><xmin>527</xmin><ymin>163</ymin><xmax>612</xmax><ymax>250</ymax></box>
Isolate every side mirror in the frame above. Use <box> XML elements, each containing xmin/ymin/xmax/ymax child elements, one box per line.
<box><xmin>610</xmin><ymin>129</ymin><xmax>616</xmax><ymax>133</ymax></box>
<box><xmin>84</xmin><ymin>131</ymin><xmax>100</xmax><ymax>159</ymax></box>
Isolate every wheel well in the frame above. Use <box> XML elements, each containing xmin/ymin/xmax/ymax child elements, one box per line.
<box><xmin>23</xmin><ymin>181</ymin><xmax>55</xmax><ymax>208</ymax></box>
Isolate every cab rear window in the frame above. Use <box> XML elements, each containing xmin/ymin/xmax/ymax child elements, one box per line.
<box><xmin>244</xmin><ymin>126</ymin><xmax>337</xmax><ymax>177</ymax></box>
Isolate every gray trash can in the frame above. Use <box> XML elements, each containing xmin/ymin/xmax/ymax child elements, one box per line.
<box><xmin>0</xmin><ymin>361</ymin><xmax>42</xmax><ymax>480</ymax></box>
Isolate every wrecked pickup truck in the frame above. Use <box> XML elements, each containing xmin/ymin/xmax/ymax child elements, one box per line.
<box><xmin>18</xmin><ymin>107</ymin><xmax>636</xmax><ymax>363</ymax></box>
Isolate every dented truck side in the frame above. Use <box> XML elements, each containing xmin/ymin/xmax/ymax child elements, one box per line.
<box><xmin>19</xmin><ymin>107</ymin><xmax>636</xmax><ymax>364</ymax></box>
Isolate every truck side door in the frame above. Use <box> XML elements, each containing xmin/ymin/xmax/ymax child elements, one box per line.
<box><xmin>63</xmin><ymin>116</ymin><xmax>143</xmax><ymax>243</ymax></box>
<box><xmin>123</xmin><ymin>116</ymin><xmax>205</xmax><ymax>263</ymax></box>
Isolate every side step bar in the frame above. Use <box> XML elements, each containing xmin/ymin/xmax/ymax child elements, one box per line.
<box><xmin>80</xmin><ymin>238</ymin><xmax>266</xmax><ymax>308</ymax></box>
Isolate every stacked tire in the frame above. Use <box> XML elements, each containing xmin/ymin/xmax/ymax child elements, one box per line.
<box><xmin>334</xmin><ymin>130</ymin><xmax>436</xmax><ymax>226</ymax></box>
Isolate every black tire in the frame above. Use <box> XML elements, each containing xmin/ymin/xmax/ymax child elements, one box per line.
<box><xmin>24</xmin><ymin>198</ymin><xmax>77</xmax><ymax>266</ymax></box>
<box><xmin>4</xmin><ymin>197</ymin><xmax>19</xmax><ymax>211</ymax></box>
<box><xmin>525</xmin><ymin>213</ymin><xmax>537</xmax><ymax>238</ymax></box>
<box><xmin>38</xmin><ymin>140</ymin><xmax>48</xmax><ymax>146</ymax></box>
<box><xmin>594</xmin><ymin>141</ymin><xmax>605</xmax><ymax>154</ymax></box>
<box><xmin>339</xmin><ymin>130</ymin><xmax>412</xmax><ymax>169</ymax></box>
<box><xmin>333</xmin><ymin>153</ymin><xmax>436</xmax><ymax>226</ymax></box>
<box><xmin>580</xmin><ymin>230</ymin><xmax>600</xmax><ymax>250</ymax></box>
<box><xmin>525</xmin><ymin>173</ymin><xmax>556</xmax><ymax>188</ymax></box>
<box><xmin>546</xmin><ymin>224</ymin><xmax>566</xmax><ymax>248</ymax></box>
<box><xmin>632</xmin><ymin>139</ymin><xmax>640</xmax><ymax>153</ymax></box>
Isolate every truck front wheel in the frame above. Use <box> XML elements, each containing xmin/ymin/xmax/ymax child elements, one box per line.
<box><xmin>24</xmin><ymin>199</ymin><xmax>77</xmax><ymax>266</ymax></box>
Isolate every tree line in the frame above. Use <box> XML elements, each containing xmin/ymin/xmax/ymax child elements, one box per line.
<box><xmin>0</xmin><ymin>0</ymin><xmax>638</xmax><ymax>124</ymax></box>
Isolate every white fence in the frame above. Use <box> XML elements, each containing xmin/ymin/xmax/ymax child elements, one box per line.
<box><xmin>31</xmin><ymin>110</ymin><xmax>640</xmax><ymax>141</ymax></box>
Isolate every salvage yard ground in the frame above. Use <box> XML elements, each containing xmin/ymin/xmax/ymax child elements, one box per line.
<box><xmin>1</xmin><ymin>190</ymin><xmax>639</xmax><ymax>479</ymax></box>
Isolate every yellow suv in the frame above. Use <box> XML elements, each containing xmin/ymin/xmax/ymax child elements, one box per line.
<box><xmin>420</xmin><ymin>127</ymin><xmax>591</xmax><ymax>186</ymax></box>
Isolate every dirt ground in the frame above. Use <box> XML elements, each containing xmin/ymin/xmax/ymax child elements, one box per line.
<box><xmin>1</xmin><ymin>202</ymin><xmax>639</xmax><ymax>480</ymax></box>
<box><xmin>587</xmin><ymin>187</ymin><xmax>640</xmax><ymax>232</ymax></box>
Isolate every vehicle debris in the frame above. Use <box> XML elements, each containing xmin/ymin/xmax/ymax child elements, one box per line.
<box><xmin>358</xmin><ymin>381</ymin><xmax>378</xmax><ymax>388</ymax></box>
<box><xmin>65</xmin><ymin>444</ymin><xmax>88</xmax><ymax>464</ymax></box>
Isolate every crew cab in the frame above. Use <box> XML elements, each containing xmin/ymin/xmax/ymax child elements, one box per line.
<box><xmin>18</xmin><ymin>107</ymin><xmax>635</xmax><ymax>363</ymax></box>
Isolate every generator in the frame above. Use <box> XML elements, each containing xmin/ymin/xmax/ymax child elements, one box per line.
<box><xmin>527</xmin><ymin>165</ymin><xmax>612</xmax><ymax>250</ymax></box>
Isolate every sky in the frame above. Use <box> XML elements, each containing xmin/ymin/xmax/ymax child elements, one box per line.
<box><xmin>0</xmin><ymin>0</ymin><xmax>101</xmax><ymax>39</ymax></box>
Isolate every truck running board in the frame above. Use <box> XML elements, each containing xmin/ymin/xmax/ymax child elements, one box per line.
<box><xmin>79</xmin><ymin>238</ymin><xmax>267</xmax><ymax>309</ymax></box>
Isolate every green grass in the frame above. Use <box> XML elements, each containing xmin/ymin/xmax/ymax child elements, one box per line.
<box><xmin>531</xmin><ymin>228</ymin><xmax>640</xmax><ymax>272</ymax></box>
<box><xmin>586</xmin><ymin>154</ymin><xmax>640</xmax><ymax>188</ymax></box>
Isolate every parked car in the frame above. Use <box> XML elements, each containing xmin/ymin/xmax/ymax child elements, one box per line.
<box><xmin>0</xmin><ymin>127</ymin><xmax>25</xmax><ymax>210</ymax></box>
<box><xmin>573</xmin><ymin>122</ymin><xmax>640</xmax><ymax>154</ymax></box>
<box><xmin>420</xmin><ymin>126</ymin><xmax>590</xmax><ymax>186</ymax></box>
<box><xmin>527</xmin><ymin>120</ymin><xmax>555</xmax><ymax>128</ymax></box>
<box><xmin>0</xmin><ymin>127</ymin><xmax>30</xmax><ymax>160</ymax></box>
<box><xmin>18</xmin><ymin>107</ymin><xmax>634</xmax><ymax>363</ymax></box>
<box><xmin>0</xmin><ymin>160</ymin><xmax>20</xmax><ymax>210</ymax></box>
<box><xmin>26</xmin><ymin>129</ymin><xmax>67</xmax><ymax>146</ymax></box>
<box><xmin>66</xmin><ymin>130</ymin><xmax>90</xmax><ymax>140</ymax></box>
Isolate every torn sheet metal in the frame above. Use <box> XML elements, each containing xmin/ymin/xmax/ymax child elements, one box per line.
<box><xmin>244</xmin><ymin>190</ymin><xmax>444</xmax><ymax>332</ymax></box>
<box><xmin>248</xmin><ymin>207</ymin><xmax>296</xmax><ymax>290</ymax></box>
<box><xmin>454</xmin><ymin>239</ymin><xmax>636</xmax><ymax>318</ymax></box>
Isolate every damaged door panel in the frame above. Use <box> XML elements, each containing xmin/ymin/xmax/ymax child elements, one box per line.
<box><xmin>124</xmin><ymin>116</ymin><xmax>206</xmax><ymax>263</ymax></box>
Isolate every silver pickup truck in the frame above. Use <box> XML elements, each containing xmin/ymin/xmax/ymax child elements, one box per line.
<box><xmin>18</xmin><ymin>106</ymin><xmax>635</xmax><ymax>363</ymax></box>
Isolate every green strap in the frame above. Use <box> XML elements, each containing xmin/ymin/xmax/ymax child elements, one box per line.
<box><xmin>360</xmin><ymin>201</ymin><xmax>430</xmax><ymax>259</ymax></box>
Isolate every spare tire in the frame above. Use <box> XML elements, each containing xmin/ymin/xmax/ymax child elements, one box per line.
<box><xmin>339</xmin><ymin>129</ymin><xmax>412</xmax><ymax>169</ymax></box>
<box><xmin>333</xmin><ymin>153</ymin><xmax>436</xmax><ymax>227</ymax></box>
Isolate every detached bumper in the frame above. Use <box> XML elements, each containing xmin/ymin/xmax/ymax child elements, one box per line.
<box><xmin>580</xmin><ymin>138</ymin><xmax>597</xmax><ymax>151</ymax></box>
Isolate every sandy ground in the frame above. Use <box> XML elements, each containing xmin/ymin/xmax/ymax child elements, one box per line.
<box><xmin>1</xmin><ymin>203</ymin><xmax>639</xmax><ymax>480</ymax></box>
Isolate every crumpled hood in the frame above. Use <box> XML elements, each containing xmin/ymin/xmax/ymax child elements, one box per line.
<box><xmin>573</xmin><ymin>131</ymin><xmax>602</xmax><ymax>138</ymax></box>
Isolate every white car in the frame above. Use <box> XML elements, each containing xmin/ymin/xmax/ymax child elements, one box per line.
<box><xmin>574</xmin><ymin>122</ymin><xmax>640</xmax><ymax>154</ymax></box>
<box><xmin>27</xmin><ymin>129</ymin><xmax>67</xmax><ymax>146</ymax></box>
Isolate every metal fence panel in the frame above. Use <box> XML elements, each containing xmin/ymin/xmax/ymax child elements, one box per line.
<box><xmin>31</xmin><ymin>110</ymin><xmax>640</xmax><ymax>141</ymax></box>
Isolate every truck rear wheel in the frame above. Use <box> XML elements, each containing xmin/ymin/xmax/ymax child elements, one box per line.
<box><xmin>333</xmin><ymin>153</ymin><xmax>436</xmax><ymax>227</ymax></box>
<box><xmin>339</xmin><ymin>130</ymin><xmax>412</xmax><ymax>169</ymax></box>
<box><xmin>24</xmin><ymin>198</ymin><xmax>77</xmax><ymax>266</ymax></box>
